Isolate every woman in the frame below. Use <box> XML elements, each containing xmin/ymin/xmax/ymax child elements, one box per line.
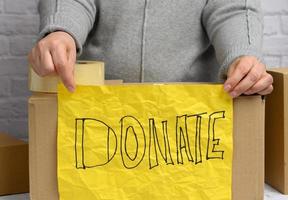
<box><xmin>29</xmin><ymin>0</ymin><xmax>273</xmax><ymax>97</ymax></box>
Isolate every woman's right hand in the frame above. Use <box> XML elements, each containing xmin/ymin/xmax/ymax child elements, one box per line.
<box><xmin>28</xmin><ymin>31</ymin><xmax>77</xmax><ymax>92</ymax></box>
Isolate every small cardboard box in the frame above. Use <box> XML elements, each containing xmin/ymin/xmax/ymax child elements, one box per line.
<box><xmin>28</xmin><ymin>92</ymin><xmax>265</xmax><ymax>200</ymax></box>
<box><xmin>0</xmin><ymin>132</ymin><xmax>29</xmax><ymax>196</ymax></box>
<box><xmin>265</xmin><ymin>68</ymin><xmax>288</xmax><ymax>194</ymax></box>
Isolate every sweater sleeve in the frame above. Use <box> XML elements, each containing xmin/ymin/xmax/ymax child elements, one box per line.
<box><xmin>202</xmin><ymin>0</ymin><xmax>263</xmax><ymax>80</ymax></box>
<box><xmin>38</xmin><ymin>0</ymin><xmax>97</xmax><ymax>54</ymax></box>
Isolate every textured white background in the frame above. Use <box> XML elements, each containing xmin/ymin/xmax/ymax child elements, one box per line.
<box><xmin>0</xmin><ymin>0</ymin><xmax>287</xmax><ymax>139</ymax></box>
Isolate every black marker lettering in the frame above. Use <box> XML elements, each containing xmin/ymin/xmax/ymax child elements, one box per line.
<box><xmin>176</xmin><ymin>115</ymin><xmax>194</xmax><ymax>164</ymax></box>
<box><xmin>206</xmin><ymin>111</ymin><xmax>225</xmax><ymax>160</ymax></box>
<box><xmin>120</xmin><ymin>116</ymin><xmax>146</xmax><ymax>169</ymax></box>
<box><xmin>148</xmin><ymin>119</ymin><xmax>174</xmax><ymax>169</ymax></box>
<box><xmin>75</xmin><ymin>118</ymin><xmax>117</xmax><ymax>169</ymax></box>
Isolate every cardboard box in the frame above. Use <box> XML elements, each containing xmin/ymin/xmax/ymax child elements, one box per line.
<box><xmin>265</xmin><ymin>68</ymin><xmax>288</xmax><ymax>194</ymax></box>
<box><xmin>0</xmin><ymin>132</ymin><xmax>29</xmax><ymax>196</ymax></box>
<box><xmin>28</xmin><ymin>92</ymin><xmax>265</xmax><ymax>200</ymax></box>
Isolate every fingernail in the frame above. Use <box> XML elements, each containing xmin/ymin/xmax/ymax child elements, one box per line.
<box><xmin>224</xmin><ymin>84</ymin><xmax>231</xmax><ymax>92</ymax></box>
<box><xmin>230</xmin><ymin>92</ymin><xmax>238</xmax><ymax>98</ymax></box>
<box><xmin>67</xmin><ymin>86</ymin><xmax>75</xmax><ymax>92</ymax></box>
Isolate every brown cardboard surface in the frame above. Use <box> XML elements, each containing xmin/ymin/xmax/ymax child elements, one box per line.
<box><xmin>233</xmin><ymin>96</ymin><xmax>265</xmax><ymax>200</ymax></box>
<box><xmin>0</xmin><ymin>133</ymin><xmax>29</xmax><ymax>196</ymax></box>
<box><xmin>105</xmin><ymin>80</ymin><xmax>124</xmax><ymax>84</ymax></box>
<box><xmin>28</xmin><ymin>91</ymin><xmax>265</xmax><ymax>200</ymax></box>
<box><xmin>265</xmin><ymin>68</ymin><xmax>288</xmax><ymax>194</ymax></box>
<box><xmin>28</xmin><ymin>94</ymin><xmax>58</xmax><ymax>200</ymax></box>
<box><xmin>269</xmin><ymin>68</ymin><xmax>288</xmax><ymax>74</ymax></box>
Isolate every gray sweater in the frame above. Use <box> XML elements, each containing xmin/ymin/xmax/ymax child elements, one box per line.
<box><xmin>39</xmin><ymin>0</ymin><xmax>263</xmax><ymax>83</ymax></box>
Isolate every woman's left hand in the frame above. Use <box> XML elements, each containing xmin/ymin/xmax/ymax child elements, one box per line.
<box><xmin>224</xmin><ymin>56</ymin><xmax>273</xmax><ymax>98</ymax></box>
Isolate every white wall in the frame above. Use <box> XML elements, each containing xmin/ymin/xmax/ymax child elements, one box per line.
<box><xmin>263</xmin><ymin>0</ymin><xmax>288</xmax><ymax>67</ymax></box>
<box><xmin>0</xmin><ymin>0</ymin><xmax>38</xmax><ymax>138</ymax></box>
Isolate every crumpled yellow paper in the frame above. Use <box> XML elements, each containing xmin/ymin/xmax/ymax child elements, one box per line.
<box><xmin>58</xmin><ymin>83</ymin><xmax>233</xmax><ymax>200</ymax></box>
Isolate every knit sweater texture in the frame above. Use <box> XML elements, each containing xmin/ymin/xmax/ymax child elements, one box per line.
<box><xmin>39</xmin><ymin>0</ymin><xmax>263</xmax><ymax>83</ymax></box>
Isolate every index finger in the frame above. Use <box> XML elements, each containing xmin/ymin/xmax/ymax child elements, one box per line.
<box><xmin>224</xmin><ymin>60</ymin><xmax>254</xmax><ymax>92</ymax></box>
<box><xmin>51</xmin><ymin>45</ymin><xmax>75</xmax><ymax>92</ymax></box>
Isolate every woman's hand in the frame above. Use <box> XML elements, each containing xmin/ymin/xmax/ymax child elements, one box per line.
<box><xmin>28</xmin><ymin>31</ymin><xmax>77</xmax><ymax>92</ymax></box>
<box><xmin>224</xmin><ymin>56</ymin><xmax>273</xmax><ymax>98</ymax></box>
